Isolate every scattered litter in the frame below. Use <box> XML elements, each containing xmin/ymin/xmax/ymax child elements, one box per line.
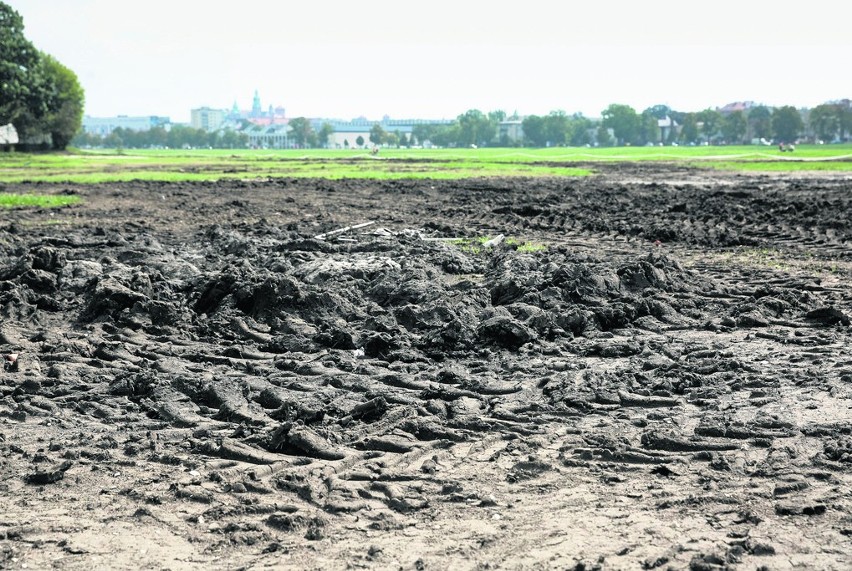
<box><xmin>483</xmin><ymin>234</ymin><xmax>505</xmax><ymax>248</ymax></box>
<box><xmin>4</xmin><ymin>353</ymin><xmax>19</xmax><ymax>372</ymax></box>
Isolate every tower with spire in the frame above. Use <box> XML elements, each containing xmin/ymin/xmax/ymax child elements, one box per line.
<box><xmin>251</xmin><ymin>90</ymin><xmax>262</xmax><ymax>118</ymax></box>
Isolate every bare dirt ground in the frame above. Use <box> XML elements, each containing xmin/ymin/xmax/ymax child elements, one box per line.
<box><xmin>0</xmin><ymin>163</ymin><xmax>851</xmax><ymax>570</ymax></box>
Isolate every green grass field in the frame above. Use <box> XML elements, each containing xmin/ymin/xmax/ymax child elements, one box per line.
<box><xmin>0</xmin><ymin>145</ymin><xmax>849</xmax><ymax>183</ymax></box>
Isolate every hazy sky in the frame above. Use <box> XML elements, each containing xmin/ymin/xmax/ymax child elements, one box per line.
<box><xmin>6</xmin><ymin>0</ymin><xmax>850</xmax><ymax>123</ymax></box>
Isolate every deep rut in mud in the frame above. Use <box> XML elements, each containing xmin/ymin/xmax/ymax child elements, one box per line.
<box><xmin>1</xmin><ymin>164</ymin><xmax>851</xmax><ymax>570</ymax></box>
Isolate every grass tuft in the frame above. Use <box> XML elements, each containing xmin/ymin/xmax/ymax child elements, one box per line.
<box><xmin>450</xmin><ymin>235</ymin><xmax>547</xmax><ymax>254</ymax></box>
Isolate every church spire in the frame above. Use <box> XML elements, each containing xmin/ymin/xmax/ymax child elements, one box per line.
<box><xmin>251</xmin><ymin>90</ymin><xmax>261</xmax><ymax>118</ymax></box>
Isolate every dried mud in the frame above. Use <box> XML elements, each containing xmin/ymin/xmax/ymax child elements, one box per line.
<box><xmin>1</xmin><ymin>163</ymin><xmax>851</xmax><ymax>570</ymax></box>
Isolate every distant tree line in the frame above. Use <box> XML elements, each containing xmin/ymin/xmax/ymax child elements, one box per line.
<box><xmin>73</xmin><ymin>125</ymin><xmax>248</xmax><ymax>149</ymax></box>
<box><xmin>0</xmin><ymin>3</ymin><xmax>84</xmax><ymax>150</ymax></box>
<box><xmin>593</xmin><ymin>103</ymin><xmax>845</xmax><ymax>146</ymax></box>
<box><xmin>338</xmin><ymin>102</ymin><xmax>850</xmax><ymax>149</ymax></box>
<box><xmin>68</xmin><ymin>100</ymin><xmax>852</xmax><ymax>152</ymax></box>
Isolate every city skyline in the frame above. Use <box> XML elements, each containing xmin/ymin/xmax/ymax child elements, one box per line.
<box><xmin>6</xmin><ymin>0</ymin><xmax>851</xmax><ymax>123</ymax></box>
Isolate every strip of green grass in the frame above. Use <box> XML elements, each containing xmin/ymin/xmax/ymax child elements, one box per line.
<box><xmin>1</xmin><ymin>144</ymin><xmax>849</xmax><ymax>182</ymax></box>
<box><xmin>0</xmin><ymin>193</ymin><xmax>80</xmax><ymax>208</ymax></box>
<box><xmin>700</xmin><ymin>160</ymin><xmax>852</xmax><ymax>172</ymax></box>
<box><xmin>0</xmin><ymin>151</ymin><xmax>591</xmax><ymax>183</ymax></box>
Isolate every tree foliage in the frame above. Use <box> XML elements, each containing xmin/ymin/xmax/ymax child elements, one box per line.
<box><xmin>596</xmin><ymin>125</ymin><xmax>614</xmax><ymax>147</ymax></box>
<box><xmin>721</xmin><ymin>110</ymin><xmax>747</xmax><ymax>144</ymax></box>
<box><xmin>0</xmin><ymin>3</ymin><xmax>85</xmax><ymax>149</ymax></box>
<box><xmin>317</xmin><ymin>122</ymin><xmax>334</xmax><ymax>147</ymax></box>
<box><xmin>643</xmin><ymin>105</ymin><xmax>672</xmax><ymax>120</ymax></box>
<box><xmin>839</xmin><ymin>101</ymin><xmax>852</xmax><ymax>141</ymax></box>
<box><xmin>519</xmin><ymin>112</ymin><xmax>592</xmax><ymax>147</ymax></box>
<box><xmin>0</xmin><ymin>3</ymin><xmax>43</xmax><ymax>124</ymax></box>
<box><xmin>369</xmin><ymin>123</ymin><xmax>386</xmax><ymax>145</ymax></box>
<box><xmin>72</xmin><ymin>125</ymin><xmax>248</xmax><ymax>149</ymax></box>
<box><xmin>457</xmin><ymin>109</ymin><xmax>495</xmax><ymax>147</ymax></box>
<box><xmin>288</xmin><ymin>117</ymin><xmax>315</xmax><ymax>147</ymax></box>
<box><xmin>40</xmin><ymin>54</ymin><xmax>85</xmax><ymax>149</ymax></box>
<box><xmin>639</xmin><ymin>111</ymin><xmax>660</xmax><ymax>144</ymax></box>
<box><xmin>601</xmin><ymin>104</ymin><xmax>640</xmax><ymax>145</ymax></box>
<box><xmin>747</xmin><ymin>105</ymin><xmax>772</xmax><ymax>140</ymax></box>
<box><xmin>569</xmin><ymin>114</ymin><xmax>593</xmax><ymax>146</ymax></box>
<box><xmin>680</xmin><ymin>113</ymin><xmax>699</xmax><ymax>144</ymax></box>
<box><xmin>521</xmin><ymin>115</ymin><xmax>546</xmax><ymax>146</ymax></box>
<box><xmin>809</xmin><ymin>103</ymin><xmax>842</xmax><ymax>142</ymax></box>
<box><xmin>771</xmin><ymin>106</ymin><xmax>804</xmax><ymax>143</ymax></box>
<box><xmin>696</xmin><ymin>108</ymin><xmax>722</xmax><ymax>142</ymax></box>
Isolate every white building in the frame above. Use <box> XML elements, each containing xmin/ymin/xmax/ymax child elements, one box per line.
<box><xmin>191</xmin><ymin>107</ymin><xmax>226</xmax><ymax>131</ymax></box>
<box><xmin>82</xmin><ymin>115</ymin><xmax>171</xmax><ymax>136</ymax></box>
<box><xmin>245</xmin><ymin>124</ymin><xmax>292</xmax><ymax>149</ymax></box>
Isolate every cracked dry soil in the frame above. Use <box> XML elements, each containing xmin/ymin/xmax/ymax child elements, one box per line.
<box><xmin>1</xmin><ymin>163</ymin><xmax>851</xmax><ymax>570</ymax></box>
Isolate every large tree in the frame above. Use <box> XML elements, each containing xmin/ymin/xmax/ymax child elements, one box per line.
<box><xmin>643</xmin><ymin>104</ymin><xmax>672</xmax><ymax>120</ymax></box>
<box><xmin>639</xmin><ymin>110</ymin><xmax>660</xmax><ymax>145</ymax></box>
<box><xmin>1</xmin><ymin>4</ymin><xmax>84</xmax><ymax>149</ymax></box>
<box><xmin>568</xmin><ymin>113</ymin><xmax>593</xmax><ymax>146</ymax></box>
<box><xmin>0</xmin><ymin>3</ymin><xmax>44</xmax><ymax>126</ymax></box>
<box><xmin>771</xmin><ymin>106</ymin><xmax>804</xmax><ymax>143</ymax></box>
<box><xmin>369</xmin><ymin>123</ymin><xmax>386</xmax><ymax>146</ymax></box>
<box><xmin>288</xmin><ymin>117</ymin><xmax>315</xmax><ymax>148</ymax></box>
<box><xmin>747</xmin><ymin>105</ymin><xmax>772</xmax><ymax>140</ymax></box>
<box><xmin>521</xmin><ymin>115</ymin><xmax>546</xmax><ymax>146</ymax></box>
<box><xmin>601</xmin><ymin>104</ymin><xmax>640</xmax><ymax>145</ymax></box>
<box><xmin>839</xmin><ymin>100</ymin><xmax>852</xmax><ymax>141</ymax></box>
<box><xmin>809</xmin><ymin>103</ymin><xmax>841</xmax><ymax>142</ymax></box>
<box><xmin>457</xmin><ymin>109</ymin><xmax>495</xmax><ymax>147</ymax></box>
<box><xmin>721</xmin><ymin>110</ymin><xmax>747</xmax><ymax>144</ymax></box>
<box><xmin>40</xmin><ymin>53</ymin><xmax>84</xmax><ymax>149</ymax></box>
<box><xmin>680</xmin><ymin>113</ymin><xmax>699</xmax><ymax>144</ymax></box>
<box><xmin>696</xmin><ymin>108</ymin><xmax>722</xmax><ymax>143</ymax></box>
<box><xmin>411</xmin><ymin>124</ymin><xmax>437</xmax><ymax>146</ymax></box>
<box><xmin>488</xmin><ymin>110</ymin><xmax>507</xmax><ymax>123</ymax></box>
<box><xmin>543</xmin><ymin>110</ymin><xmax>569</xmax><ymax>146</ymax></box>
<box><xmin>317</xmin><ymin>122</ymin><xmax>334</xmax><ymax>147</ymax></box>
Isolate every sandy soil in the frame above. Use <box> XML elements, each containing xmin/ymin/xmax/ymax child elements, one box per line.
<box><xmin>1</xmin><ymin>163</ymin><xmax>851</xmax><ymax>570</ymax></box>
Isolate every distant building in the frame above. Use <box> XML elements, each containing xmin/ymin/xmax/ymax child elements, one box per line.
<box><xmin>657</xmin><ymin>116</ymin><xmax>678</xmax><ymax>142</ymax></box>
<box><xmin>498</xmin><ymin>120</ymin><xmax>523</xmax><ymax>144</ymax></box>
<box><xmin>227</xmin><ymin>90</ymin><xmax>287</xmax><ymax>126</ymax></box>
<box><xmin>245</xmin><ymin>123</ymin><xmax>292</xmax><ymax>149</ymax></box>
<box><xmin>82</xmin><ymin>115</ymin><xmax>170</xmax><ymax>136</ymax></box>
<box><xmin>318</xmin><ymin>118</ymin><xmax>454</xmax><ymax>148</ymax></box>
<box><xmin>718</xmin><ymin>101</ymin><xmax>757</xmax><ymax>115</ymax></box>
<box><xmin>191</xmin><ymin>107</ymin><xmax>226</xmax><ymax>131</ymax></box>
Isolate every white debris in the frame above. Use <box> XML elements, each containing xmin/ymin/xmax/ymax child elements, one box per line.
<box><xmin>483</xmin><ymin>234</ymin><xmax>505</xmax><ymax>248</ymax></box>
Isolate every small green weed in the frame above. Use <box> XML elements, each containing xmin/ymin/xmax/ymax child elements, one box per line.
<box><xmin>506</xmin><ymin>237</ymin><xmax>547</xmax><ymax>252</ymax></box>
<box><xmin>450</xmin><ymin>235</ymin><xmax>546</xmax><ymax>254</ymax></box>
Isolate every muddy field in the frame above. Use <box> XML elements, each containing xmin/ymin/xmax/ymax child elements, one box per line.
<box><xmin>1</xmin><ymin>163</ymin><xmax>851</xmax><ymax>570</ymax></box>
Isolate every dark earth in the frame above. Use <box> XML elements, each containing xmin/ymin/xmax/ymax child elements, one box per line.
<box><xmin>1</xmin><ymin>163</ymin><xmax>851</xmax><ymax>570</ymax></box>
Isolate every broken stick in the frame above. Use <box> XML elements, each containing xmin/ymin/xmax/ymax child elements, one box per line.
<box><xmin>314</xmin><ymin>221</ymin><xmax>375</xmax><ymax>241</ymax></box>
